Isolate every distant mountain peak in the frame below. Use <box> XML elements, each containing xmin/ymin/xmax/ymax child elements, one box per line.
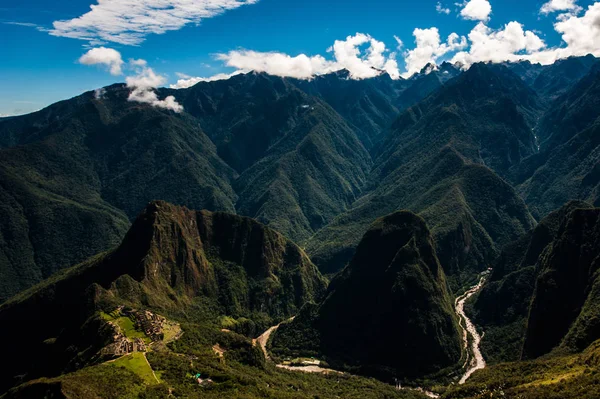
<box><xmin>420</xmin><ymin>62</ymin><xmax>438</xmax><ymax>75</ymax></box>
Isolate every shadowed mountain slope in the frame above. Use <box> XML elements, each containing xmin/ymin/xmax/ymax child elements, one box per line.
<box><xmin>516</xmin><ymin>63</ymin><xmax>600</xmax><ymax>218</ymax></box>
<box><xmin>307</xmin><ymin>63</ymin><xmax>538</xmax><ymax>283</ymax></box>
<box><xmin>0</xmin><ymin>201</ymin><xmax>326</xmax><ymax>393</ymax></box>
<box><xmin>0</xmin><ymin>87</ymin><xmax>237</xmax><ymax>301</ymax></box>
<box><xmin>470</xmin><ymin>200</ymin><xmax>593</xmax><ymax>363</ymax></box>
<box><xmin>272</xmin><ymin>211</ymin><xmax>462</xmax><ymax>379</ymax></box>
<box><xmin>523</xmin><ymin>206</ymin><xmax>600</xmax><ymax>359</ymax></box>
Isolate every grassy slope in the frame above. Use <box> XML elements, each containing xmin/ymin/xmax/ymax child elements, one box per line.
<box><xmin>442</xmin><ymin>339</ymin><xmax>600</xmax><ymax>399</ymax></box>
<box><xmin>4</xmin><ymin>320</ymin><xmax>426</xmax><ymax>399</ymax></box>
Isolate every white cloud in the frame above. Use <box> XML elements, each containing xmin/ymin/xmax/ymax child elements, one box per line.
<box><xmin>215</xmin><ymin>33</ymin><xmax>401</xmax><ymax>80</ymax></box>
<box><xmin>216</xmin><ymin>51</ymin><xmax>337</xmax><ymax>79</ymax></box>
<box><xmin>540</xmin><ymin>0</ymin><xmax>582</xmax><ymax>15</ymax></box>
<box><xmin>451</xmin><ymin>3</ymin><xmax>600</xmax><ymax>67</ymax></box>
<box><xmin>79</xmin><ymin>47</ymin><xmax>124</xmax><ymax>75</ymax></box>
<box><xmin>329</xmin><ymin>33</ymin><xmax>400</xmax><ymax>78</ymax></box>
<box><xmin>169</xmin><ymin>70</ymin><xmax>245</xmax><ymax>89</ymax></box>
<box><xmin>436</xmin><ymin>2</ymin><xmax>451</xmax><ymax>14</ymax></box>
<box><xmin>126</xmin><ymin>61</ymin><xmax>183</xmax><ymax>112</ymax></box>
<box><xmin>94</xmin><ymin>87</ymin><xmax>107</xmax><ymax>99</ymax></box>
<box><xmin>394</xmin><ymin>35</ymin><xmax>404</xmax><ymax>50</ymax></box>
<box><xmin>451</xmin><ymin>22</ymin><xmax>545</xmax><ymax>66</ymax></box>
<box><xmin>50</xmin><ymin>0</ymin><xmax>259</xmax><ymax>45</ymax></box>
<box><xmin>79</xmin><ymin>47</ymin><xmax>183</xmax><ymax>111</ymax></box>
<box><xmin>525</xmin><ymin>2</ymin><xmax>600</xmax><ymax>63</ymax></box>
<box><xmin>402</xmin><ymin>28</ymin><xmax>467</xmax><ymax>77</ymax></box>
<box><xmin>460</xmin><ymin>0</ymin><xmax>492</xmax><ymax>21</ymax></box>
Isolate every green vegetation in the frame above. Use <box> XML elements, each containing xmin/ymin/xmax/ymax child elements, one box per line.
<box><xmin>1</xmin><ymin>58</ymin><xmax>600</xmax><ymax>398</ymax></box>
<box><xmin>441</xmin><ymin>339</ymin><xmax>600</xmax><ymax>399</ymax></box>
<box><xmin>515</xmin><ymin>62</ymin><xmax>600</xmax><ymax>219</ymax></box>
<box><xmin>100</xmin><ymin>312</ymin><xmax>149</xmax><ymax>342</ymax></box>
<box><xmin>0</xmin><ymin>86</ymin><xmax>237</xmax><ymax>302</ymax></box>
<box><xmin>307</xmin><ymin>63</ymin><xmax>539</xmax><ymax>286</ymax></box>
<box><xmin>111</xmin><ymin>353</ymin><xmax>158</xmax><ymax>385</ymax></box>
<box><xmin>273</xmin><ymin>212</ymin><xmax>463</xmax><ymax>381</ymax></box>
<box><xmin>0</xmin><ymin>202</ymin><xmax>327</xmax><ymax>394</ymax></box>
<box><xmin>4</xmin><ymin>316</ymin><xmax>427</xmax><ymax>399</ymax></box>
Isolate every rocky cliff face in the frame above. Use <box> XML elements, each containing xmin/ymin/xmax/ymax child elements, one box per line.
<box><xmin>112</xmin><ymin>201</ymin><xmax>327</xmax><ymax>315</ymax></box>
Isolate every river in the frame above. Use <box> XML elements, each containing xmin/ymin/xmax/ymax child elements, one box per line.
<box><xmin>455</xmin><ymin>276</ymin><xmax>487</xmax><ymax>384</ymax></box>
<box><xmin>254</xmin><ymin>275</ymin><xmax>488</xmax><ymax>393</ymax></box>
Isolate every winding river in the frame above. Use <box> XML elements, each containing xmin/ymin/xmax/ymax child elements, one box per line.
<box><xmin>255</xmin><ymin>275</ymin><xmax>488</xmax><ymax>393</ymax></box>
<box><xmin>455</xmin><ymin>276</ymin><xmax>487</xmax><ymax>384</ymax></box>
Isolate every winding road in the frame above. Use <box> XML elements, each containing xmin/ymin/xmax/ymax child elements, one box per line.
<box><xmin>255</xmin><ymin>317</ymin><xmax>341</xmax><ymax>374</ymax></box>
<box><xmin>255</xmin><ymin>275</ymin><xmax>488</xmax><ymax>393</ymax></box>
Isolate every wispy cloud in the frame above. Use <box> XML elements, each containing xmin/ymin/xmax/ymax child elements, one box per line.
<box><xmin>49</xmin><ymin>0</ymin><xmax>260</xmax><ymax>46</ymax></box>
<box><xmin>125</xmin><ymin>59</ymin><xmax>183</xmax><ymax>112</ymax></box>
<box><xmin>436</xmin><ymin>2</ymin><xmax>451</xmax><ymax>14</ymax></box>
<box><xmin>2</xmin><ymin>21</ymin><xmax>48</xmax><ymax>32</ymax></box>
<box><xmin>540</xmin><ymin>0</ymin><xmax>582</xmax><ymax>15</ymax></box>
<box><xmin>170</xmin><ymin>71</ymin><xmax>245</xmax><ymax>89</ymax></box>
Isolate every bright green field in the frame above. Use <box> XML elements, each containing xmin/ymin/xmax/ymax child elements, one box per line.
<box><xmin>111</xmin><ymin>352</ymin><xmax>159</xmax><ymax>385</ymax></box>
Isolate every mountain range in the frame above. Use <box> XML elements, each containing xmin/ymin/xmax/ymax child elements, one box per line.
<box><xmin>1</xmin><ymin>55</ymin><xmax>600</xmax><ymax>398</ymax></box>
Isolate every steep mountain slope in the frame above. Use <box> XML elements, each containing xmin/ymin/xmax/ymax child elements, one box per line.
<box><xmin>173</xmin><ymin>72</ymin><xmax>372</xmax><ymax>242</ymax></box>
<box><xmin>0</xmin><ymin>201</ymin><xmax>327</xmax><ymax>393</ymax></box>
<box><xmin>308</xmin><ymin>63</ymin><xmax>538</xmax><ymax>282</ymax></box>
<box><xmin>503</xmin><ymin>56</ymin><xmax>597</xmax><ymax>100</ymax></box>
<box><xmin>272</xmin><ymin>211</ymin><xmax>462</xmax><ymax>379</ymax></box>
<box><xmin>516</xmin><ymin>63</ymin><xmax>600</xmax><ymax>218</ymax></box>
<box><xmin>0</xmin><ymin>87</ymin><xmax>238</xmax><ymax>301</ymax></box>
<box><xmin>376</xmin><ymin>62</ymin><xmax>543</xmax><ymax>179</ymax></box>
<box><xmin>470</xmin><ymin>201</ymin><xmax>593</xmax><ymax>363</ymax></box>
<box><xmin>503</xmin><ymin>60</ymin><xmax>545</xmax><ymax>87</ymax></box>
<box><xmin>531</xmin><ymin>55</ymin><xmax>598</xmax><ymax>100</ymax></box>
<box><xmin>523</xmin><ymin>207</ymin><xmax>600</xmax><ymax>359</ymax></box>
<box><xmin>290</xmin><ymin>70</ymin><xmax>407</xmax><ymax>150</ymax></box>
<box><xmin>175</xmin><ymin>72</ymin><xmax>323</xmax><ymax>172</ymax></box>
<box><xmin>234</xmin><ymin>101</ymin><xmax>371</xmax><ymax>242</ymax></box>
<box><xmin>291</xmin><ymin>64</ymin><xmax>459</xmax><ymax>151</ymax></box>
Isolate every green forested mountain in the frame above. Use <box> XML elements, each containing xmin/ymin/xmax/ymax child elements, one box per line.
<box><xmin>515</xmin><ymin>63</ymin><xmax>600</xmax><ymax>218</ymax></box>
<box><xmin>1</xmin><ymin>56</ymin><xmax>600</xmax><ymax>399</ymax></box>
<box><xmin>272</xmin><ymin>211</ymin><xmax>462</xmax><ymax>379</ymax></box>
<box><xmin>307</xmin><ymin>63</ymin><xmax>539</xmax><ymax>286</ymax></box>
<box><xmin>445</xmin><ymin>203</ymin><xmax>600</xmax><ymax>399</ymax></box>
<box><xmin>0</xmin><ymin>64</ymin><xmax>477</xmax><ymax>301</ymax></box>
<box><xmin>0</xmin><ymin>87</ymin><xmax>237</xmax><ymax>301</ymax></box>
<box><xmin>0</xmin><ymin>201</ymin><xmax>327</xmax><ymax>393</ymax></box>
<box><xmin>523</xmin><ymin>206</ymin><xmax>600</xmax><ymax>358</ymax></box>
<box><xmin>470</xmin><ymin>200</ymin><xmax>593</xmax><ymax>363</ymax></box>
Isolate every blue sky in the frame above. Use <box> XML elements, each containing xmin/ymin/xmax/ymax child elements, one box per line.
<box><xmin>1</xmin><ymin>0</ymin><xmax>600</xmax><ymax>115</ymax></box>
